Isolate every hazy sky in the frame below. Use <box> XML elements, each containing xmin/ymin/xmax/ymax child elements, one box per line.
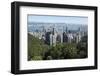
<box><xmin>28</xmin><ymin>15</ymin><xmax>88</xmax><ymax>25</ymax></box>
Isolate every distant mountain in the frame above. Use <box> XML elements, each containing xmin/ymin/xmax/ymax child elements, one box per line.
<box><xmin>28</xmin><ymin>22</ymin><xmax>88</xmax><ymax>32</ymax></box>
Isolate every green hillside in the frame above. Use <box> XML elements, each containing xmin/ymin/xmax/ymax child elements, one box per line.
<box><xmin>28</xmin><ymin>33</ymin><xmax>49</xmax><ymax>60</ymax></box>
<box><xmin>28</xmin><ymin>33</ymin><xmax>87</xmax><ymax>61</ymax></box>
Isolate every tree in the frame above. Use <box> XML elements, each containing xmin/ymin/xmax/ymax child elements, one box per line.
<box><xmin>62</xmin><ymin>43</ymin><xmax>78</xmax><ymax>59</ymax></box>
<box><xmin>77</xmin><ymin>42</ymin><xmax>87</xmax><ymax>58</ymax></box>
<box><xmin>28</xmin><ymin>33</ymin><xmax>49</xmax><ymax>60</ymax></box>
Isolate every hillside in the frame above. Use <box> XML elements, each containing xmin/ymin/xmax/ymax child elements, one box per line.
<box><xmin>28</xmin><ymin>33</ymin><xmax>49</xmax><ymax>60</ymax></box>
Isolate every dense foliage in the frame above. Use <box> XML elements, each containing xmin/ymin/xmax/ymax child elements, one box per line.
<box><xmin>28</xmin><ymin>34</ymin><xmax>88</xmax><ymax>61</ymax></box>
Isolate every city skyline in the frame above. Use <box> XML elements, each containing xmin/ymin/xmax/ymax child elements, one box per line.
<box><xmin>28</xmin><ymin>15</ymin><xmax>88</xmax><ymax>32</ymax></box>
<box><xmin>28</xmin><ymin>22</ymin><xmax>88</xmax><ymax>32</ymax></box>
<box><xmin>28</xmin><ymin>15</ymin><xmax>88</xmax><ymax>60</ymax></box>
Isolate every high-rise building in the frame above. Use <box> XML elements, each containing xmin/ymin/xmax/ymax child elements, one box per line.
<box><xmin>45</xmin><ymin>27</ymin><xmax>57</xmax><ymax>46</ymax></box>
<box><xmin>63</xmin><ymin>32</ymin><xmax>68</xmax><ymax>43</ymax></box>
<box><xmin>45</xmin><ymin>32</ymin><xmax>51</xmax><ymax>45</ymax></box>
<box><xmin>51</xmin><ymin>27</ymin><xmax>57</xmax><ymax>46</ymax></box>
<box><xmin>66</xmin><ymin>26</ymin><xmax>68</xmax><ymax>33</ymax></box>
<box><xmin>28</xmin><ymin>23</ymin><xmax>87</xmax><ymax>45</ymax></box>
<box><xmin>76</xmin><ymin>32</ymin><xmax>81</xmax><ymax>43</ymax></box>
<box><xmin>67</xmin><ymin>33</ymin><xmax>74</xmax><ymax>43</ymax></box>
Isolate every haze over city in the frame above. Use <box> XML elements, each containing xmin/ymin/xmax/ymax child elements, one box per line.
<box><xmin>28</xmin><ymin>15</ymin><xmax>88</xmax><ymax>60</ymax></box>
<box><xmin>28</xmin><ymin>15</ymin><xmax>88</xmax><ymax>32</ymax></box>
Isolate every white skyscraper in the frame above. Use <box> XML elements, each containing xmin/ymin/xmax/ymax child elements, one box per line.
<box><xmin>50</xmin><ymin>34</ymin><xmax>53</xmax><ymax>45</ymax></box>
<box><xmin>76</xmin><ymin>33</ymin><xmax>81</xmax><ymax>43</ymax></box>
<box><xmin>67</xmin><ymin>33</ymin><xmax>74</xmax><ymax>43</ymax></box>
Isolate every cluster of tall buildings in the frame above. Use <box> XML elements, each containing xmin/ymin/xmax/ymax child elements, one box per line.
<box><xmin>28</xmin><ymin>23</ymin><xmax>87</xmax><ymax>46</ymax></box>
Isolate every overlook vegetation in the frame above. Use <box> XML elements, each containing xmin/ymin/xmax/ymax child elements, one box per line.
<box><xmin>28</xmin><ymin>33</ymin><xmax>87</xmax><ymax>61</ymax></box>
